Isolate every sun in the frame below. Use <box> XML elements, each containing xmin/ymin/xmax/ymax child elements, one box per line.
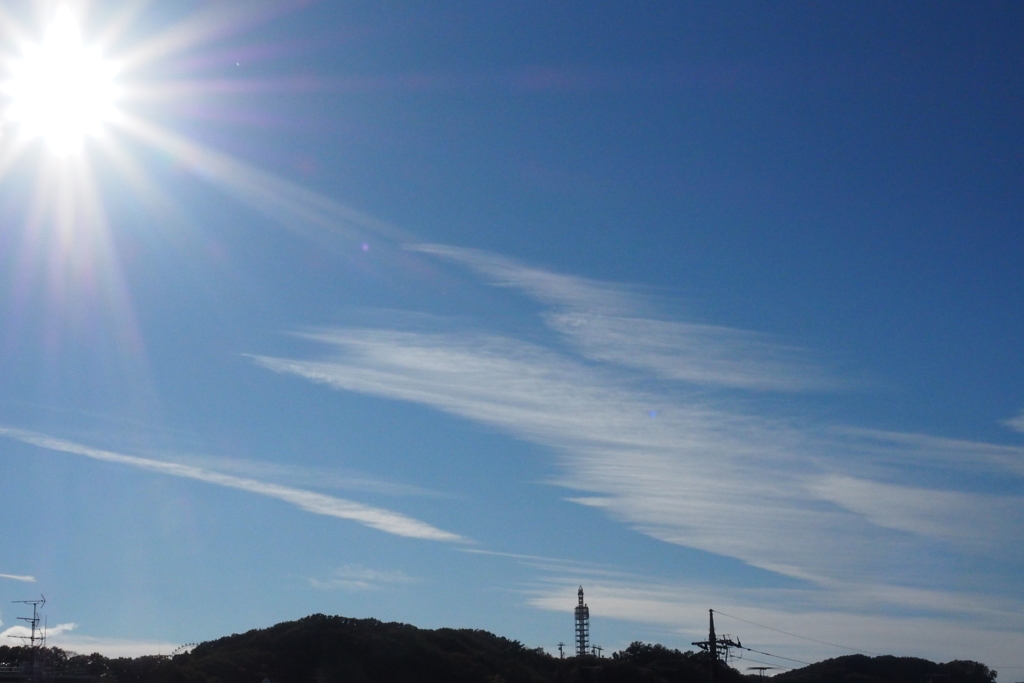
<box><xmin>3</xmin><ymin>5</ymin><xmax>120</xmax><ymax>155</ymax></box>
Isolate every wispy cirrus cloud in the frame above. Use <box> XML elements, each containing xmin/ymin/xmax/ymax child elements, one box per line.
<box><xmin>410</xmin><ymin>244</ymin><xmax>851</xmax><ymax>392</ymax></box>
<box><xmin>162</xmin><ymin>452</ymin><xmax>447</xmax><ymax>499</ymax></box>
<box><xmin>807</xmin><ymin>474</ymin><xmax>1024</xmax><ymax>547</ymax></box>
<box><xmin>250</xmin><ymin>245</ymin><xmax>1024</xmax><ymax>655</ymax></box>
<box><xmin>308</xmin><ymin>564</ymin><xmax>419</xmax><ymax>592</ymax></box>
<box><xmin>1004</xmin><ymin>410</ymin><xmax>1024</xmax><ymax>434</ymax></box>
<box><xmin>0</xmin><ymin>574</ymin><xmax>36</xmax><ymax>582</ymax></box>
<box><xmin>253</xmin><ymin>326</ymin><xmax>1024</xmax><ymax>584</ymax></box>
<box><xmin>0</xmin><ymin>427</ymin><xmax>465</xmax><ymax>543</ymax></box>
<box><xmin>409</xmin><ymin>244</ymin><xmax>646</xmax><ymax>315</ymax></box>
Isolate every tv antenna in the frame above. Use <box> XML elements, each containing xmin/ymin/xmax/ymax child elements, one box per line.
<box><xmin>748</xmin><ymin>666</ymin><xmax>779</xmax><ymax>680</ymax></box>
<box><xmin>10</xmin><ymin>595</ymin><xmax>46</xmax><ymax>648</ymax></box>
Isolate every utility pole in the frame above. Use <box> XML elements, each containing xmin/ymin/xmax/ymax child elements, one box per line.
<box><xmin>692</xmin><ymin>609</ymin><xmax>741</xmax><ymax>683</ymax></box>
<box><xmin>557</xmin><ymin>642</ymin><xmax>564</xmax><ymax>659</ymax></box>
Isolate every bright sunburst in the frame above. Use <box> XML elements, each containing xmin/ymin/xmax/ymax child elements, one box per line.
<box><xmin>4</xmin><ymin>5</ymin><xmax>119</xmax><ymax>155</ymax></box>
<box><xmin>0</xmin><ymin>1</ymin><xmax>377</xmax><ymax>369</ymax></box>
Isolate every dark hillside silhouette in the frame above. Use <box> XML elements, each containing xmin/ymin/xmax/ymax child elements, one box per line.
<box><xmin>769</xmin><ymin>654</ymin><xmax>997</xmax><ymax>683</ymax></box>
<box><xmin>0</xmin><ymin>616</ymin><xmax>1000</xmax><ymax>683</ymax></box>
<box><xmin>138</xmin><ymin>614</ymin><xmax>729</xmax><ymax>683</ymax></box>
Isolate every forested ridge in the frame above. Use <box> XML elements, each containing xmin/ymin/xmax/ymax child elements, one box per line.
<box><xmin>0</xmin><ymin>614</ymin><xmax>1000</xmax><ymax>683</ymax></box>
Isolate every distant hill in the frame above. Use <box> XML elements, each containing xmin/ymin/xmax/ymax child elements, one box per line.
<box><xmin>769</xmin><ymin>654</ymin><xmax>997</xmax><ymax>683</ymax></box>
<box><xmin>0</xmin><ymin>614</ymin><xmax>1001</xmax><ymax>683</ymax></box>
<box><xmin>108</xmin><ymin>615</ymin><xmax>734</xmax><ymax>683</ymax></box>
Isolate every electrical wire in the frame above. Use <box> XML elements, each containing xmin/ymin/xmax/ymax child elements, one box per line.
<box><xmin>736</xmin><ymin>645</ymin><xmax>812</xmax><ymax>666</ymax></box>
<box><xmin>714</xmin><ymin>609</ymin><xmax>884</xmax><ymax>656</ymax></box>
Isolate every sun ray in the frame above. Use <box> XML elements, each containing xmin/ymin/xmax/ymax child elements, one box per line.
<box><xmin>1</xmin><ymin>1</ymin><xmax>378</xmax><ymax>423</ymax></box>
<box><xmin>0</xmin><ymin>4</ymin><xmax>170</xmax><ymax>422</ymax></box>
<box><xmin>0</xmin><ymin>128</ymin><xmax>35</xmax><ymax>182</ymax></box>
<box><xmin>92</xmin><ymin>0</ymin><xmax>151</xmax><ymax>51</ymax></box>
<box><xmin>115</xmin><ymin>1</ymin><xmax>284</xmax><ymax>71</ymax></box>
<box><xmin>117</xmin><ymin>113</ymin><xmax>412</xmax><ymax>246</ymax></box>
<box><xmin>124</xmin><ymin>75</ymin><xmax>334</xmax><ymax>104</ymax></box>
<box><xmin>94</xmin><ymin>131</ymin><xmax>188</xmax><ymax>224</ymax></box>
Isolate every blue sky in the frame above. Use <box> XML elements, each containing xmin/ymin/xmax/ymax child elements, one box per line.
<box><xmin>1</xmin><ymin>0</ymin><xmax>1023</xmax><ymax>674</ymax></box>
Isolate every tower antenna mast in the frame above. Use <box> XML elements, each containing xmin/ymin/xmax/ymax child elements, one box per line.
<box><xmin>574</xmin><ymin>586</ymin><xmax>590</xmax><ymax>656</ymax></box>
<box><xmin>11</xmin><ymin>595</ymin><xmax>46</xmax><ymax>648</ymax></box>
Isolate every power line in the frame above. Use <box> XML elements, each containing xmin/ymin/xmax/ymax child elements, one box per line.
<box><xmin>713</xmin><ymin>610</ymin><xmax>883</xmax><ymax>656</ymax></box>
<box><xmin>736</xmin><ymin>645</ymin><xmax>812</xmax><ymax>666</ymax></box>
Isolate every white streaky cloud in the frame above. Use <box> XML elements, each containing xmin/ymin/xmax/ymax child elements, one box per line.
<box><xmin>1004</xmin><ymin>410</ymin><xmax>1024</xmax><ymax>434</ymax></box>
<box><xmin>459</xmin><ymin>549</ymin><xmax>647</xmax><ymax>586</ymax></box>
<box><xmin>152</xmin><ymin>452</ymin><xmax>446</xmax><ymax>498</ymax></box>
<box><xmin>252</xmin><ymin>328</ymin><xmax>1024</xmax><ymax>586</ymax></box>
<box><xmin>0</xmin><ymin>574</ymin><xmax>36</xmax><ymax>582</ymax></box>
<box><xmin>823</xmin><ymin>581</ymin><xmax>1024</xmax><ymax>625</ymax></box>
<box><xmin>832</xmin><ymin>427</ymin><xmax>1024</xmax><ymax>478</ymax></box>
<box><xmin>808</xmin><ymin>475</ymin><xmax>1024</xmax><ymax>546</ymax></box>
<box><xmin>410</xmin><ymin>244</ymin><xmax>847</xmax><ymax>392</ymax></box>
<box><xmin>308</xmin><ymin>564</ymin><xmax>419</xmax><ymax>592</ymax></box>
<box><xmin>409</xmin><ymin>244</ymin><xmax>645</xmax><ymax>315</ymax></box>
<box><xmin>0</xmin><ymin>427</ymin><xmax>465</xmax><ymax>543</ymax></box>
<box><xmin>1</xmin><ymin>622</ymin><xmax>77</xmax><ymax>642</ymax></box>
<box><xmin>459</xmin><ymin>548</ymin><xmax>613</xmax><ymax>572</ymax></box>
<box><xmin>252</xmin><ymin>247</ymin><xmax>1024</xmax><ymax>656</ymax></box>
<box><xmin>249</xmin><ymin>245</ymin><xmax>1024</xmax><ymax>598</ymax></box>
<box><xmin>544</xmin><ymin>312</ymin><xmax>842</xmax><ymax>391</ymax></box>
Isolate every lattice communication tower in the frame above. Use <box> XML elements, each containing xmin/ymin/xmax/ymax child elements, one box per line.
<box><xmin>574</xmin><ymin>586</ymin><xmax>589</xmax><ymax>656</ymax></box>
